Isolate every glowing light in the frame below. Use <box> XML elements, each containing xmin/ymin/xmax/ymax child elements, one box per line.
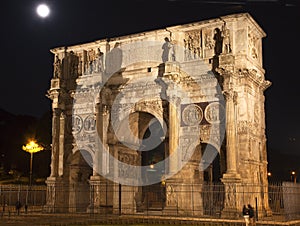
<box><xmin>22</xmin><ymin>140</ymin><xmax>44</xmax><ymax>153</ymax></box>
<box><xmin>36</xmin><ymin>4</ymin><xmax>50</xmax><ymax>18</ymax></box>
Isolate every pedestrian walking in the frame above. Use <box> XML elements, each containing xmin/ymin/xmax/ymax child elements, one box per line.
<box><xmin>248</xmin><ymin>204</ymin><xmax>255</xmax><ymax>225</ymax></box>
<box><xmin>242</xmin><ymin>205</ymin><xmax>250</xmax><ymax>226</ymax></box>
<box><xmin>15</xmin><ymin>200</ymin><xmax>21</xmax><ymax>216</ymax></box>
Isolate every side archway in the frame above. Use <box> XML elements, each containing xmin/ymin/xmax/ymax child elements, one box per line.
<box><xmin>68</xmin><ymin>149</ymin><xmax>93</xmax><ymax>212</ymax></box>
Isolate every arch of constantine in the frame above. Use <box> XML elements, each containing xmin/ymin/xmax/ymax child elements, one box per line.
<box><xmin>45</xmin><ymin>13</ymin><xmax>272</xmax><ymax>217</ymax></box>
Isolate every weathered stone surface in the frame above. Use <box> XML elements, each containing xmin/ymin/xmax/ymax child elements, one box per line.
<box><xmin>46</xmin><ymin>13</ymin><xmax>271</xmax><ymax>217</ymax></box>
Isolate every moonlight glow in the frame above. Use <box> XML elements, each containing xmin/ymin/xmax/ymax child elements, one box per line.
<box><xmin>36</xmin><ymin>4</ymin><xmax>50</xmax><ymax>18</ymax></box>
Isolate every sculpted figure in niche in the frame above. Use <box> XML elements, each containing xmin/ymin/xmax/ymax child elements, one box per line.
<box><xmin>184</xmin><ymin>38</ymin><xmax>191</xmax><ymax>61</ymax></box>
<box><xmin>87</xmin><ymin>50</ymin><xmax>95</xmax><ymax>74</ymax></box>
<box><xmin>53</xmin><ymin>55</ymin><xmax>62</xmax><ymax>78</ymax></box>
<box><xmin>77</xmin><ymin>52</ymin><xmax>83</xmax><ymax>76</ymax></box>
<box><xmin>78</xmin><ymin>60</ymin><xmax>82</xmax><ymax>75</ymax></box>
<box><xmin>222</xmin><ymin>23</ymin><xmax>231</xmax><ymax>54</ymax></box>
<box><xmin>69</xmin><ymin>51</ymin><xmax>79</xmax><ymax>77</ymax></box>
<box><xmin>213</xmin><ymin>28</ymin><xmax>223</xmax><ymax>55</ymax></box>
<box><xmin>162</xmin><ymin>37</ymin><xmax>175</xmax><ymax>62</ymax></box>
<box><xmin>94</xmin><ymin>48</ymin><xmax>104</xmax><ymax>73</ymax></box>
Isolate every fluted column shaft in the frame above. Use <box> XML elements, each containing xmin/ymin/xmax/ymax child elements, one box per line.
<box><xmin>223</xmin><ymin>90</ymin><xmax>239</xmax><ymax>176</ymax></box>
<box><xmin>50</xmin><ymin>108</ymin><xmax>61</xmax><ymax>177</ymax></box>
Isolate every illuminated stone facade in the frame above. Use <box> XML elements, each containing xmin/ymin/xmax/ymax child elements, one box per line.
<box><xmin>46</xmin><ymin>13</ymin><xmax>271</xmax><ymax>217</ymax></box>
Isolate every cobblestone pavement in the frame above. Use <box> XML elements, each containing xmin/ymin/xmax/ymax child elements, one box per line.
<box><xmin>1</xmin><ymin>213</ymin><xmax>300</xmax><ymax>226</ymax></box>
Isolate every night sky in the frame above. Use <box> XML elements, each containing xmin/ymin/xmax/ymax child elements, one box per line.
<box><xmin>1</xmin><ymin>0</ymin><xmax>299</xmax><ymax>166</ymax></box>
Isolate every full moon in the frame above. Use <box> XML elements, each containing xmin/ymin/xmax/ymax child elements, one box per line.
<box><xmin>36</xmin><ymin>4</ymin><xmax>50</xmax><ymax>18</ymax></box>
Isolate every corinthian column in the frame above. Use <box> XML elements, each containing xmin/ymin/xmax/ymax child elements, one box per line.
<box><xmin>221</xmin><ymin>89</ymin><xmax>241</xmax><ymax>218</ymax></box>
<box><xmin>222</xmin><ymin>90</ymin><xmax>240</xmax><ymax>179</ymax></box>
<box><xmin>168</xmin><ymin>95</ymin><xmax>180</xmax><ymax>175</ymax></box>
<box><xmin>58</xmin><ymin>112</ymin><xmax>65</xmax><ymax>176</ymax></box>
<box><xmin>50</xmin><ymin>108</ymin><xmax>61</xmax><ymax>177</ymax></box>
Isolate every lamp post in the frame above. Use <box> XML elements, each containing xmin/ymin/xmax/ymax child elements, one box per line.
<box><xmin>291</xmin><ymin>171</ymin><xmax>296</xmax><ymax>184</ymax></box>
<box><xmin>22</xmin><ymin>140</ymin><xmax>44</xmax><ymax>187</ymax></box>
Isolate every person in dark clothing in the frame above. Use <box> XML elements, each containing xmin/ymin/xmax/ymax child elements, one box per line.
<box><xmin>248</xmin><ymin>204</ymin><xmax>255</xmax><ymax>225</ymax></box>
<box><xmin>24</xmin><ymin>204</ymin><xmax>28</xmax><ymax>214</ymax></box>
<box><xmin>15</xmin><ymin>200</ymin><xmax>21</xmax><ymax>216</ymax></box>
<box><xmin>242</xmin><ymin>205</ymin><xmax>250</xmax><ymax>226</ymax></box>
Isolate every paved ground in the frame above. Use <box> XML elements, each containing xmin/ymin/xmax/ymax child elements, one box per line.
<box><xmin>1</xmin><ymin>213</ymin><xmax>300</xmax><ymax>226</ymax></box>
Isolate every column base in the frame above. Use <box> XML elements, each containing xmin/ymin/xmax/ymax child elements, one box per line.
<box><xmin>221</xmin><ymin>174</ymin><xmax>242</xmax><ymax>219</ymax></box>
<box><xmin>221</xmin><ymin>207</ymin><xmax>241</xmax><ymax>219</ymax></box>
<box><xmin>222</xmin><ymin>172</ymin><xmax>241</xmax><ymax>181</ymax></box>
<box><xmin>44</xmin><ymin>177</ymin><xmax>68</xmax><ymax>213</ymax></box>
<box><xmin>87</xmin><ymin>205</ymin><xmax>113</xmax><ymax>214</ymax></box>
<box><xmin>163</xmin><ymin>178</ymin><xmax>204</xmax><ymax>216</ymax></box>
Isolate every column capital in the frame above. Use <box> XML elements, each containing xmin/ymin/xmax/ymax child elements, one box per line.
<box><xmin>222</xmin><ymin>89</ymin><xmax>237</xmax><ymax>104</ymax></box>
<box><xmin>168</xmin><ymin>95</ymin><xmax>181</xmax><ymax>106</ymax></box>
<box><xmin>52</xmin><ymin>108</ymin><xmax>62</xmax><ymax>116</ymax></box>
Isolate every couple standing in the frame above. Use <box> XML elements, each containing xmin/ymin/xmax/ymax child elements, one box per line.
<box><xmin>242</xmin><ymin>204</ymin><xmax>255</xmax><ymax>226</ymax></box>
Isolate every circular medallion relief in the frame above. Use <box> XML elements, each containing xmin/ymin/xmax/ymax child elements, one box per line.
<box><xmin>204</xmin><ymin>102</ymin><xmax>225</xmax><ymax>124</ymax></box>
<box><xmin>83</xmin><ymin>115</ymin><xmax>96</xmax><ymax>132</ymax></box>
<box><xmin>72</xmin><ymin>115</ymin><xmax>83</xmax><ymax>134</ymax></box>
<box><xmin>182</xmin><ymin>104</ymin><xmax>203</xmax><ymax>126</ymax></box>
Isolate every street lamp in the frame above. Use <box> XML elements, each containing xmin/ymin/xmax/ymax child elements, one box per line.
<box><xmin>22</xmin><ymin>140</ymin><xmax>44</xmax><ymax>187</ymax></box>
<box><xmin>291</xmin><ymin>171</ymin><xmax>297</xmax><ymax>184</ymax></box>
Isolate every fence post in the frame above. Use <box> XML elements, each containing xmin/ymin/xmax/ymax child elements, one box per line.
<box><xmin>119</xmin><ymin>183</ymin><xmax>121</xmax><ymax>216</ymax></box>
<box><xmin>255</xmin><ymin>197</ymin><xmax>258</xmax><ymax>221</ymax></box>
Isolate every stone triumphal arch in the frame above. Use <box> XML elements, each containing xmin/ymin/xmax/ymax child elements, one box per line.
<box><xmin>46</xmin><ymin>13</ymin><xmax>272</xmax><ymax>217</ymax></box>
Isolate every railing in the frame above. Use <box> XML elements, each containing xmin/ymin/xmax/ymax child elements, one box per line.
<box><xmin>0</xmin><ymin>184</ymin><xmax>46</xmax><ymax>214</ymax></box>
<box><xmin>0</xmin><ymin>182</ymin><xmax>299</xmax><ymax>222</ymax></box>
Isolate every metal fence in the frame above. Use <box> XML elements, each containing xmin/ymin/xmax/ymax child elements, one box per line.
<box><xmin>0</xmin><ymin>182</ymin><xmax>300</xmax><ymax>222</ymax></box>
<box><xmin>0</xmin><ymin>184</ymin><xmax>46</xmax><ymax>214</ymax></box>
<box><xmin>268</xmin><ymin>182</ymin><xmax>300</xmax><ymax>220</ymax></box>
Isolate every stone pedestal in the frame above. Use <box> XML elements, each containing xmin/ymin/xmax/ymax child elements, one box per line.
<box><xmin>111</xmin><ymin>184</ymin><xmax>138</xmax><ymax>215</ymax></box>
<box><xmin>44</xmin><ymin>177</ymin><xmax>68</xmax><ymax>213</ymax></box>
<box><xmin>88</xmin><ymin>176</ymin><xmax>114</xmax><ymax>214</ymax></box>
<box><xmin>121</xmin><ymin>185</ymin><xmax>138</xmax><ymax>214</ymax></box>
<box><xmin>163</xmin><ymin>178</ymin><xmax>203</xmax><ymax>216</ymax></box>
<box><xmin>221</xmin><ymin>176</ymin><xmax>242</xmax><ymax>218</ymax></box>
<box><xmin>163</xmin><ymin>179</ymin><xmax>179</xmax><ymax>216</ymax></box>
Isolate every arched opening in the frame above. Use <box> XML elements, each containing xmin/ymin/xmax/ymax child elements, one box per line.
<box><xmin>140</xmin><ymin>116</ymin><xmax>166</xmax><ymax>211</ymax></box>
<box><xmin>200</xmin><ymin>143</ymin><xmax>222</xmax><ymax>183</ymax></box>
<box><xmin>200</xmin><ymin>143</ymin><xmax>225</xmax><ymax>216</ymax></box>
<box><xmin>69</xmin><ymin>150</ymin><xmax>93</xmax><ymax>212</ymax></box>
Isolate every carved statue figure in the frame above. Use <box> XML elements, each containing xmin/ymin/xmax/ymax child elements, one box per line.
<box><xmin>222</xmin><ymin>23</ymin><xmax>231</xmax><ymax>54</ymax></box>
<box><xmin>53</xmin><ymin>55</ymin><xmax>62</xmax><ymax>78</ymax></box>
<box><xmin>213</xmin><ymin>28</ymin><xmax>223</xmax><ymax>55</ymax></box>
<box><xmin>94</xmin><ymin>48</ymin><xmax>104</xmax><ymax>73</ymax></box>
<box><xmin>69</xmin><ymin>51</ymin><xmax>79</xmax><ymax>77</ymax></box>
<box><xmin>162</xmin><ymin>37</ymin><xmax>174</xmax><ymax>62</ymax></box>
<box><xmin>248</xmin><ymin>29</ymin><xmax>258</xmax><ymax>59</ymax></box>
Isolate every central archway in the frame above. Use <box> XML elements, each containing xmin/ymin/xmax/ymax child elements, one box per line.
<box><xmin>140</xmin><ymin>118</ymin><xmax>166</xmax><ymax>210</ymax></box>
<box><xmin>118</xmin><ymin>110</ymin><xmax>167</xmax><ymax>211</ymax></box>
